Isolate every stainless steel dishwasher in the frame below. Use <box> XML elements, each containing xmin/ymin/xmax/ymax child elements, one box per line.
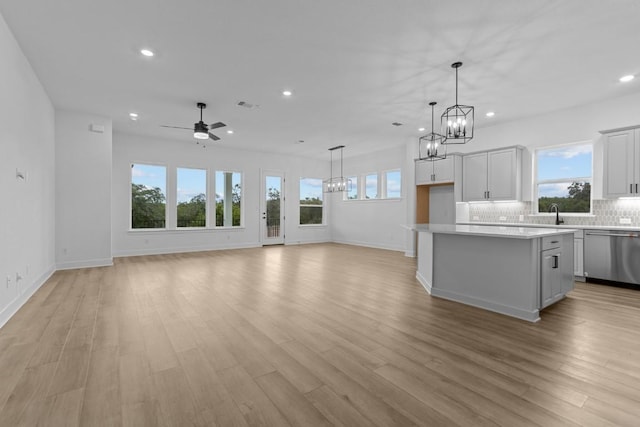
<box><xmin>584</xmin><ymin>230</ymin><xmax>640</xmax><ymax>285</ymax></box>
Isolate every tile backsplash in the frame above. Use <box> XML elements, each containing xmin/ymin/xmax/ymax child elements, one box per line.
<box><xmin>467</xmin><ymin>199</ymin><xmax>640</xmax><ymax>227</ymax></box>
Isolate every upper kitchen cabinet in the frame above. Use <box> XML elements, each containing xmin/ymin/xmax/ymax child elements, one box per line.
<box><xmin>462</xmin><ymin>147</ymin><xmax>523</xmax><ymax>202</ymax></box>
<box><xmin>415</xmin><ymin>154</ymin><xmax>461</xmax><ymax>185</ymax></box>
<box><xmin>602</xmin><ymin>126</ymin><xmax>640</xmax><ymax>198</ymax></box>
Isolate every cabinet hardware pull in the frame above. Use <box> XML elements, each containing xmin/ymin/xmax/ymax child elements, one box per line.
<box><xmin>636</xmin><ymin>183</ymin><xmax>638</xmax><ymax>193</ymax></box>
<box><xmin>551</xmin><ymin>240</ymin><xmax>558</xmax><ymax>244</ymax></box>
<box><xmin>632</xmin><ymin>184</ymin><xmax>634</xmax><ymax>194</ymax></box>
<box><xmin>552</xmin><ymin>255</ymin><xmax>559</xmax><ymax>269</ymax></box>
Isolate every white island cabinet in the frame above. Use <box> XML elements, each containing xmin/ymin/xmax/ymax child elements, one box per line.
<box><xmin>413</xmin><ymin>224</ymin><xmax>575</xmax><ymax>322</ymax></box>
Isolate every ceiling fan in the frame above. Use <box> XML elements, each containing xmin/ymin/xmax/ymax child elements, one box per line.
<box><xmin>160</xmin><ymin>102</ymin><xmax>226</xmax><ymax>141</ymax></box>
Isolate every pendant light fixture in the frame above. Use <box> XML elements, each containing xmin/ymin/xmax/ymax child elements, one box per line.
<box><xmin>419</xmin><ymin>102</ymin><xmax>446</xmax><ymax>161</ymax></box>
<box><xmin>441</xmin><ymin>61</ymin><xmax>474</xmax><ymax>144</ymax></box>
<box><xmin>323</xmin><ymin>145</ymin><xmax>351</xmax><ymax>193</ymax></box>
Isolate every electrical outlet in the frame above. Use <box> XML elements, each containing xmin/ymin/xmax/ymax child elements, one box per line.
<box><xmin>499</xmin><ymin>216</ymin><xmax>507</xmax><ymax>221</ymax></box>
<box><xmin>620</xmin><ymin>218</ymin><xmax>632</xmax><ymax>224</ymax></box>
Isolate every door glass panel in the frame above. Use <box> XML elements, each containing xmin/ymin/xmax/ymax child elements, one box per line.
<box><xmin>266</xmin><ymin>176</ymin><xmax>281</xmax><ymax>238</ymax></box>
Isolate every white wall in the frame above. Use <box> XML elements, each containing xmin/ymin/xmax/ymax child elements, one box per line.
<box><xmin>330</xmin><ymin>145</ymin><xmax>409</xmax><ymax>252</ymax></box>
<box><xmin>112</xmin><ymin>133</ymin><xmax>331</xmax><ymax>256</ymax></box>
<box><xmin>0</xmin><ymin>13</ymin><xmax>55</xmax><ymax>327</ymax></box>
<box><xmin>55</xmin><ymin>110</ymin><xmax>113</xmax><ymax>269</ymax></box>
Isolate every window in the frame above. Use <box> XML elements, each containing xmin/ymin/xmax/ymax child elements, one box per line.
<box><xmin>365</xmin><ymin>173</ymin><xmax>378</xmax><ymax>199</ymax></box>
<box><xmin>215</xmin><ymin>171</ymin><xmax>242</xmax><ymax>227</ymax></box>
<box><xmin>385</xmin><ymin>169</ymin><xmax>401</xmax><ymax>198</ymax></box>
<box><xmin>535</xmin><ymin>143</ymin><xmax>592</xmax><ymax>213</ymax></box>
<box><xmin>177</xmin><ymin>168</ymin><xmax>207</xmax><ymax>227</ymax></box>
<box><xmin>346</xmin><ymin>176</ymin><xmax>358</xmax><ymax>200</ymax></box>
<box><xmin>300</xmin><ymin>178</ymin><xmax>323</xmax><ymax>225</ymax></box>
<box><xmin>131</xmin><ymin>163</ymin><xmax>167</xmax><ymax>229</ymax></box>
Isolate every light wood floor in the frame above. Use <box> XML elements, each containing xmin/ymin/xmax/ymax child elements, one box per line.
<box><xmin>1</xmin><ymin>243</ymin><xmax>640</xmax><ymax>426</ymax></box>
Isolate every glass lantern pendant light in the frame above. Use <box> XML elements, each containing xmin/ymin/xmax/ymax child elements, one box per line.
<box><xmin>323</xmin><ymin>145</ymin><xmax>352</xmax><ymax>193</ymax></box>
<box><xmin>441</xmin><ymin>61</ymin><xmax>474</xmax><ymax>144</ymax></box>
<box><xmin>419</xmin><ymin>101</ymin><xmax>446</xmax><ymax>161</ymax></box>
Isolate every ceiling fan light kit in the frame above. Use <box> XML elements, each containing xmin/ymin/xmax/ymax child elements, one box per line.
<box><xmin>160</xmin><ymin>102</ymin><xmax>226</xmax><ymax>143</ymax></box>
<box><xmin>418</xmin><ymin>101</ymin><xmax>447</xmax><ymax>161</ymax></box>
<box><xmin>441</xmin><ymin>61</ymin><xmax>474</xmax><ymax>144</ymax></box>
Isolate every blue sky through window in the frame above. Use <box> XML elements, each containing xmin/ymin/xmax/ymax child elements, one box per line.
<box><xmin>132</xmin><ymin>164</ymin><xmax>166</xmax><ymax>195</ymax></box>
<box><xmin>300</xmin><ymin>178</ymin><xmax>323</xmax><ymax>201</ymax></box>
<box><xmin>537</xmin><ymin>143</ymin><xmax>592</xmax><ymax>198</ymax></box>
<box><xmin>177</xmin><ymin>168</ymin><xmax>206</xmax><ymax>203</ymax></box>
<box><xmin>386</xmin><ymin>170</ymin><xmax>401</xmax><ymax>198</ymax></box>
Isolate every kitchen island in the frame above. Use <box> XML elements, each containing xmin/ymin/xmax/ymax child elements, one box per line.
<box><xmin>413</xmin><ymin>224</ymin><xmax>576</xmax><ymax>322</ymax></box>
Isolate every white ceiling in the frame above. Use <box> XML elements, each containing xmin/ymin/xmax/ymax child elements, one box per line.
<box><xmin>1</xmin><ymin>0</ymin><xmax>639</xmax><ymax>158</ymax></box>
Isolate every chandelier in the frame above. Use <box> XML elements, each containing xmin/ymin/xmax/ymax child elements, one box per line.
<box><xmin>441</xmin><ymin>61</ymin><xmax>474</xmax><ymax>144</ymax></box>
<box><xmin>419</xmin><ymin>101</ymin><xmax>446</xmax><ymax>161</ymax></box>
<box><xmin>323</xmin><ymin>145</ymin><xmax>351</xmax><ymax>193</ymax></box>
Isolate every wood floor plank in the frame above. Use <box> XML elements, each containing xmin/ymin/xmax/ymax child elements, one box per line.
<box><xmin>254</xmin><ymin>371</ymin><xmax>331</xmax><ymax>426</ymax></box>
<box><xmin>0</xmin><ymin>243</ymin><xmax>639</xmax><ymax>426</ymax></box>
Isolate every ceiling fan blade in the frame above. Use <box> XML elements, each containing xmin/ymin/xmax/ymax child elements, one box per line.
<box><xmin>208</xmin><ymin>122</ymin><xmax>226</xmax><ymax>130</ymax></box>
<box><xmin>208</xmin><ymin>132</ymin><xmax>221</xmax><ymax>141</ymax></box>
<box><xmin>160</xmin><ymin>125</ymin><xmax>192</xmax><ymax>130</ymax></box>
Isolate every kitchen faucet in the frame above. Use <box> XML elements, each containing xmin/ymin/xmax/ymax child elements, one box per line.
<box><xmin>549</xmin><ymin>203</ymin><xmax>564</xmax><ymax>225</ymax></box>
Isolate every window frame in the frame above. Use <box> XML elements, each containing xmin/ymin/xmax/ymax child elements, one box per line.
<box><xmin>130</xmin><ymin>162</ymin><xmax>168</xmax><ymax>230</ymax></box>
<box><xmin>364</xmin><ymin>172</ymin><xmax>379</xmax><ymax>200</ymax></box>
<box><xmin>343</xmin><ymin>175</ymin><xmax>359</xmax><ymax>201</ymax></box>
<box><xmin>533</xmin><ymin>141</ymin><xmax>593</xmax><ymax>215</ymax></box>
<box><xmin>214</xmin><ymin>170</ymin><xmax>244</xmax><ymax>228</ymax></box>
<box><xmin>383</xmin><ymin>168</ymin><xmax>402</xmax><ymax>199</ymax></box>
<box><xmin>176</xmin><ymin>166</ymin><xmax>208</xmax><ymax>229</ymax></box>
<box><xmin>299</xmin><ymin>177</ymin><xmax>324</xmax><ymax>226</ymax></box>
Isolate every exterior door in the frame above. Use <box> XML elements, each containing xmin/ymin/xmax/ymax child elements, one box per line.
<box><xmin>262</xmin><ymin>171</ymin><xmax>285</xmax><ymax>245</ymax></box>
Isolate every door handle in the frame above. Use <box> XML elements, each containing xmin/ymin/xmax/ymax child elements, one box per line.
<box><xmin>552</xmin><ymin>255</ymin><xmax>559</xmax><ymax>269</ymax></box>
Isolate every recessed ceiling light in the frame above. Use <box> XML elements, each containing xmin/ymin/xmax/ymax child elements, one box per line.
<box><xmin>486</xmin><ymin>111</ymin><xmax>495</xmax><ymax>117</ymax></box>
<box><xmin>282</xmin><ymin>90</ymin><xmax>293</xmax><ymax>97</ymax></box>
<box><xmin>129</xmin><ymin>112</ymin><xmax>138</xmax><ymax>120</ymax></box>
<box><xmin>140</xmin><ymin>49</ymin><xmax>154</xmax><ymax>57</ymax></box>
<box><xmin>620</xmin><ymin>74</ymin><xmax>635</xmax><ymax>83</ymax></box>
<box><xmin>294</xmin><ymin>140</ymin><xmax>305</xmax><ymax>145</ymax></box>
<box><xmin>227</xmin><ymin>130</ymin><xmax>234</xmax><ymax>134</ymax></box>
<box><xmin>418</xmin><ymin>127</ymin><xmax>426</xmax><ymax>132</ymax></box>
<box><xmin>392</xmin><ymin>122</ymin><xmax>403</xmax><ymax>126</ymax></box>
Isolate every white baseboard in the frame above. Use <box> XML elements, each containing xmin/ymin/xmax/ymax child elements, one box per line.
<box><xmin>113</xmin><ymin>242</ymin><xmax>262</xmax><ymax>258</ymax></box>
<box><xmin>416</xmin><ymin>271</ymin><xmax>432</xmax><ymax>294</ymax></box>
<box><xmin>0</xmin><ymin>264</ymin><xmax>55</xmax><ymax>329</ymax></box>
<box><xmin>330</xmin><ymin>239</ymin><xmax>405</xmax><ymax>253</ymax></box>
<box><xmin>431</xmin><ymin>287</ymin><xmax>541</xmax><ymax>323</ymax></box>
<box><xmin>284</xmin><ymin>239</ymin><xmax>330</xmax><ymax>246</ymax></box>
<box><xmin>56</xmin><ymin>257</ymin><xmax>113</xmax><ymax>270</ymax></box>
<box><xmin>405</xmin><ymin>250</ymin><xmax>416</xmax><ymax>258</ymax></box>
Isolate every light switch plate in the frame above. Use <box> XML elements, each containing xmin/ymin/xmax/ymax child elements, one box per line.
<box><xmin>620</xmin><ymin>218</ymin><xmax>632</xmax><ymax>224</ymax></box>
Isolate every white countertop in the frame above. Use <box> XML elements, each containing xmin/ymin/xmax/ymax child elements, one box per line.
<box><xmin>456</xmin><ymin>221</ymin><xmax>640</xmax><ymax>231</ymax></box>
<box><xmin>408</xmin><ymin>223</ymin><xmax>577</xmax><ymax>239</ymax></box>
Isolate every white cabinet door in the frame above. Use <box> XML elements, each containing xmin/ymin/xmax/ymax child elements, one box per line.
<box><xmin>415</xmin><ymin>160</ymin><xmax>431</xmax><ymax>185</ymax></box>
<box><xmin>541</xmin><ymin>247</ymin><xmax>563</xmax><ymax>308</ymax></box>
<box><xmin>603</xmin><ymin>130</ymin><xmax>636</xmax><ymax>197</ymax></box>
<box><xmin>573</xmin><ymin>238</ymin><xmax>584</xmax><ymax>277</ymax></box>
<box><xmin>462</xmin><ymin>152</ymin><xmax>488</xmax><ymax>201</ymax></box>
<box><xmin>434</xmin><ymin>156</ymin><xmax>455</xmax><ymax>183</ymax></box>
<box><xmin>487</xmin><ymin>149</ymin><xmax>517</xmax><ymax>200</ymax></box>
<box><xmin>416</xmin><ymin>157</ymin><xmax>455</xmax><ymax>185</ymax></box>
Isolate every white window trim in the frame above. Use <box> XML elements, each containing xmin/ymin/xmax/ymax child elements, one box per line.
<box><xmin>533</xmin><ymin>141</ymin><xmax>593</xmax><ymax>215</ymax></box>
<box><xmin>130</xmin><ymin>161</ymin><xmax>169</xmax><ymax>231</ymax></box>
<box><xmin>383</xmin><ymin>168</ymin><xmax>402</xmax><ymax>199</ymax></box>
<box><xmin>299</xmin><ymin>177</ymin><xmax>325</xmax><ymax>225</ymax></box>
<box><xmin>214</xmin><ymin>170</ymin><xmax>244</xmax><ymax>228</ymax></box>
<box><xmin>176</xmin><ymin>166</ymin><xmax>208</xmax><ymax>229</ymax></box>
